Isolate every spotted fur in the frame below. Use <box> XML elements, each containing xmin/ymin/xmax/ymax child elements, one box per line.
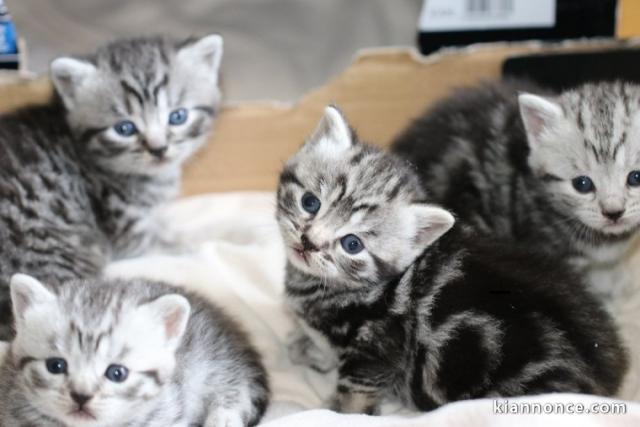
<box><xmin>393</xmin><ymin>80</ymin><xmax>640</xmax><ymax>298</ymax></box>
<box><xmin>0</xmin><ymin>35</ymin><xmax>223</xmax><ymax>340</ymax></box>
<box><xmin>0</xmin><ymin>275</ymin><xmax>269</xmax><ymax>426</ymax></box>
<box><xmin>278</xmin><ymin>106</ymin><xmax>627</xmax><ymax>414</ymax></box>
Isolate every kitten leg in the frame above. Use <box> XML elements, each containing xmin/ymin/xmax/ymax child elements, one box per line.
<box><xmin>328</xmin><ymin>355</ymin><xmax>388</xmax><ymax>415</ymax></box>
<box><xmin>286</xmin><ymin>326</ymin><xmax>337</xmax><ymax>373</ymax></box>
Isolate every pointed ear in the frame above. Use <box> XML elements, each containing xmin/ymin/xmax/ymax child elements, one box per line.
<box><xmin>50</xmin><ymin>57</ymin><xmax>97</xmax><ymax>108</ymax></box>
<box><xmin>518</xmin><ymin>93</ymin><xmax>564</xmax><ymax>147</ymax></box>
<box><xmin>142</xmin><ymin>294</ymin><xmax>191</xmax><ymax>348</ymax></box>
<box><xmin>10</xmin><ymin>274</ymin><xmax>55</xmax><ymax>323</ymax></box>
<box><xmin>306</xmin><ymin>105</ymin><xmax>353</xmax><ymax>155</ymax></box>
<box><xmin>406</xmin><ymin>204</ymin><xmax>455</xmax><ymax>249</ymax></box>
<box><xmin>177</xmin><ymin>34</ymin><xmax>224</xmax><ymax>76</ymax></box>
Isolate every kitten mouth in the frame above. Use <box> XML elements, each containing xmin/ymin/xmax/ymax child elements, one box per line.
<box><xmin>69</xmin><ymin>408</ymin><xmax>97</xmax><ymax>421</ymax></box>
<box><xmin>292</xmin><ymin>247</ymin><xmax>310</xmax><ymax>265</ymax></box>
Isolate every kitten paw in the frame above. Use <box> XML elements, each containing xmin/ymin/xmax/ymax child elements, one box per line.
<box><xmin>287</xmin><ymin>329</ymin><xmax>337</xmax><ymax>373</ymax></box>
<box><xmin>203</xmin><ymin>408</ymin><xmax>244</xmax><ymax>427</ymax></box>
<box><xmin>328</xmin><ymin>391</ymin><xmax>381</xmax><ymax>415</ymax></box>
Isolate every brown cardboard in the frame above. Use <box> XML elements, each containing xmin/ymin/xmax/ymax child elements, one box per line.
<box><xmin>181</xmin><ymin>39</ymin><xmax>640</xmax><ymax>195</ymax></box>
<box><xmin>1</xmin><ymin>39</ymin><xmax>639</xmax><ymax>195</ymax></box>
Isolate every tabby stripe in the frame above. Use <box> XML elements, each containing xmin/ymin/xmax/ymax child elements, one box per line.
<box><xmin>541</xmin><ymin>173</ymin><xmax>562</xmax><ymax>182</ymax></box>
<box><xmin>19</xmin><ymin>357</ymin><xmax>36</xmax><ymax>370</ymax></box>
<box><xmin>152</xmin><ymin>74</ymin><xmax>169</xmax><ymax>104</ymax></box>
<box><xmin>280</xmin><ymin>168</ymin><xmax>303</xmax><ymax>188</ymax></box>
<box><xmin>194</xmin><ymin>105</ymin><xmax>215</xmax><ymax>116</ymax></box>
<box><xmin>120</xmin><ymin>80</ymin><xmax>145</xmax><ymax>111</ymax></box>
<box><xmin>80</xmin><ymin>126</ymin><xmax>107</xmax><ymax>143</ymax></box>
<box><xmin>141</xmin><ymin>370</ymin><xmax>163</xmax><ymax>386</ymax></box>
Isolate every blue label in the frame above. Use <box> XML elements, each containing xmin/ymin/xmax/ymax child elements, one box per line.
<box><xmin>0</xmin><ymin>20</ymin><xmax>17</xmax><ymax>54</ymax></box>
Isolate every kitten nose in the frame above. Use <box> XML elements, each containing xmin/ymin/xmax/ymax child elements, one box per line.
<box><xmin>602</xmin><ymin>209</ymin><xmax>625</xmax><ymax>221</ymax></box>
<box><xmin>148</xmin><ymin>146</ymin><xmax>168</xmax><ymax>159</ymax></box>
<box><xmin>300</xmin><ymin>234</ymin><xmax>318</xmax><ymax>252</ymax></box>
<box><xmin>70</xmin><ymin>392</ymin><xmax>92</xmax><ymax>407</ymax></box>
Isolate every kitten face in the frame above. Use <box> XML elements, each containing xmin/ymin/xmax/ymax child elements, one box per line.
<box><xmin>51</xmin><ymin>35</ymin><xmax>223</xmax><ymax>175</ymax></box>
<box><xmin>277</xmin><ymin>106</ymin><xmax>454</xmax><ymax>287</ymax></box>
<box><xmin>520</xmin><ymin>82</ymin><xmax>640</xmax><ymax>239</ymax></box>
<box><xmin>9</xmin><ymin>274</ymin><xmax>190</xmax><ymax>426</ymax></box>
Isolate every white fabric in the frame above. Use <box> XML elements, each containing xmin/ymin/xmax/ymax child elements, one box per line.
<box><xmin>105</xmin><ymin>192</ymin><xmax>640</xmax><ymax>426</ymax></box>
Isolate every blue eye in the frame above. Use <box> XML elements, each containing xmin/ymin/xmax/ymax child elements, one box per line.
<box><xmin>168</xmin><ymin>108</ymin><xmax>188</xmax><ymax>125</ymax></box>
<box><xmin>105</xmin><ymin>364</ymin><xmax>129</xmax><ymax>383</ymax></box>
<box><xmin>628</xmin><ymin>171</ymin><xmax>640</xmax><ymax>187</ymax></box>
<box><xmin>571</xmin><ymin>176</ymin><xmax>595</xmax><ymax>193</ymax></box>
<box><xmin>340</xmin><ymin>234</ymin><xmax>364</xmax><ymax>255</ymax></box>
<box><xmin>45</xmin><ymin>358</ymin><xmax>67</xmax><ymax>375</ymax></box>
<box><xmin>113</xmin><ymin>120</ymin><xmax>138</xmax><ymax>137</ymax></box>
<box><xmin>301</xmin><ymin>192</ymin><xmax>321</xmax><ymax>214</ymax></box>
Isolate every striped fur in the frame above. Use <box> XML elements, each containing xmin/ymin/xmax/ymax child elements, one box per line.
<box><xmin>0</xmin><ymin>36</ymin><xmax>223</xmax><ymax>340</ymax></box>
<box><xmin>393</xmin><ymin>80</ymin><xmax>640</xmax><ymax>298</ymax></box>
<box><xmin>278</xmin><ymin>106</ymin><xmax>628</xmax><ymax>414</ymax></box>
<box><xmin>0</xmin><ymin>276</ymin><xmax>269</xmax><ymax>426</ymax></box>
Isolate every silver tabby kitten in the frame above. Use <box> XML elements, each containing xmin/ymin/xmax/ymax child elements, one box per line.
<box><xmin>0</xmin><ymin>274</ymin><xmax>269</xmax><ymax>426</ymax></box>
<box><xmin>0</xmin><ymin>35</ymin><xmax>223</xmax><ymax>339</ymax></box>
<box><xmin>278</xmin><ymin>106</ymin><xmax>627</xmax><ymax>414</ymax></box>
<box><xmin>393</xmin><ymin>80</ymin><xmax>640</xmax><ymax>299</ymax></box>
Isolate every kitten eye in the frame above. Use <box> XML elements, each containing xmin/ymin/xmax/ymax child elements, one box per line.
<box><xmin>113</xmin><ymin>120</ymin><xmax>138</xmax><ymax>137</ymax></box>
<box><xmin>572</xmin><ymin>176</ymin><xmax>595</xmax><ymax>193</ymax></box>
<box><xmin>627</xmin><ymin>171</ymin><xmax>640</xmax><ymax>187</ymax></box>
<box><xmin>340</xmin><ymin>234</ymin><xmax>364</xmax><ymax>254</ymax></box>
<box><xmin>168</xmin><ymin>108</ymin><xmax>189</xmax><ymax>125</ymax></box>
<box><xmin>301</xmin><ymin>192</ymin><xmax>321</xmax><ymax>214</ymax></box>
<box><xmin>105</xmin><ymin>364</ymin><xmax>129</xmax><ymax>383</ymax></box>
<box><xmin>45</xmin><ymin>358</ymin><xmax>68</xmax><ymax>375</ymax></box>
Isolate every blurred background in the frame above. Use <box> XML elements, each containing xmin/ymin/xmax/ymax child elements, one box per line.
<box><xmin>6</xmin><ymin>0</ymin><xmax>421</xmax><ymax>102</ymax></box>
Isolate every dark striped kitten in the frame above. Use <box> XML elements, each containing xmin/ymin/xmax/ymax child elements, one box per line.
<box><xmin>277</xmin><ymin>106</ymin><xmax>627</xmax><ymax>414</ymax></box>
<box><xmin>0</xmin><ymin>35</ymin><xmax>223</xmax><ymax>339</ymax></box>
<box><xmin>393</xmin><ymin>80</ymin><xmax>640</xmax><ymax>299</ymax></box>
<box><xmin>0</xmin><ymin>274</ymin><xmax>268</xmax><ymax>426</ymax></box>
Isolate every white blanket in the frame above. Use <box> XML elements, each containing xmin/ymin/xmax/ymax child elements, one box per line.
<box><xmin>106</xmin><ymin>192</ymin><xmax>640</xmax><ymax>426</ymax></box>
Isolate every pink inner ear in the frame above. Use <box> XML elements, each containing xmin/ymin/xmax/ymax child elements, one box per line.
<box><xmin>521</xmin><ymin>105</ymin><xmax>549</xmax><ymax>139</ymax></box>
<box><xmin>164</xmin><ymin>308</ymin><xmax>183</xmax><ymax>339</ymax></box>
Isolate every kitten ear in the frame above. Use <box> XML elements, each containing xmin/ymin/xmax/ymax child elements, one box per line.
<box><xmin>406</xmin><ymin>204</ymin><xmax>455</xmax><ymax>249</ymax></box>
<box><xmin>143</xmin><ymin>294</ymin><xmax>191</xmax><ymax>347</ymax></box>
<box><xmin>306</xmin><ymin>105</ymin><xmax>353</xmax><ymax>155</ymax></box>
<box><xmin>177</xmin><ymin>34</ymin><xmax>224</xmax><ymax>76</ymax></box>
<box><xmin>50</xmin><ymin>57</ymin><xmax>97</xmax><ymax>108</ymax></box>
<box><xmin>10</xmin><ymin>274</ymin><xmax>55</xmax><ymax>322</ymax></box>
<box><xmin>518</xmin><ymin>93</ymin><xmax>564</xmax><ymax>147</ymax></box>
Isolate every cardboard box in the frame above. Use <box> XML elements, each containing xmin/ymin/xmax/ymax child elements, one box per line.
<box><xmin>0</xmin><ymin>39</ymin><xmax>639</xmax><ymax>195</ymax></box>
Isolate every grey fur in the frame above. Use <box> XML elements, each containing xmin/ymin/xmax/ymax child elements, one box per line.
<box><xmin>0</xmin><ymin>35</ymin><xmax>223</xmax><ymax>339</ymax></box>
<box><xmin>393</xmin><ymin>80</ymin><xmax>640</xmax><ymax>298</ymax></box>
<box><xmin>278</xmin><ymin>106</ymin><xmax>627</xmax><ymax>414</ymax></box>
<box><xmin>0</xmin><ymin>276</ymin><xmax>269</xmax><ymax>426</ymax></box>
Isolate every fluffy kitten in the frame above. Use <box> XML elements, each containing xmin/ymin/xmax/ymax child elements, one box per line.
<box><xmin>0</xmin><ymin>274</ymin><xmax>269</xmax><ymax>426</ymax></box>
<box><xmin>392</xmin><ymin>80</ymin><xmax>640</xmax><ymax>298</ymax></box>
<box><xmin>277</xmin><ymin>106</ymin><xmax>627</xmax><ymax>414</ymax></box>
<box><xmin>0</xmin><ymin>35</ymin><xmax>223</xmax><ymax>339</ymax></box>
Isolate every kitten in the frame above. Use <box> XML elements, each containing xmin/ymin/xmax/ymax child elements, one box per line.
<box><xmin>0</xmin><ymin>274</ymin><xmax>269</xmax><ymax>426</ymax></box>
<box><xmin>277</xmin><ymin>106</ymin><xmax>627</xmax><ymax>414</ymax></box>
<box><xmin>392</xmin><ymin>80</ymin><xmax>640</xmax><ymax>299</ymax></box>
<box><xmin>0</xmin><ymin>35</ymin><xmax>223</xmax><ymax>339</ymax></box>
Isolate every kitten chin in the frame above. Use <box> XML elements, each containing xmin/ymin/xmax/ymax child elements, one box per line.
<box><xmin>0</xmin><ymin>275</ymin><xmax>269</xmax><ymax>427</ymax></box>
<box><xmin>278</xmin><ymin>105</ymin><xmax>628</xmax><ymax>415</ymax></box>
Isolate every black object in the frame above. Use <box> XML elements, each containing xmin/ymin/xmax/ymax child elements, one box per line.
<box><xmin>502</xmin><ymin>47</ymin><xmax>640</xmax><ymax>91</ymax></box>
<box><xmin>418</xmin><ymin>0</ymin><xmax>617</xmax><ymax>55</ymax></box>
